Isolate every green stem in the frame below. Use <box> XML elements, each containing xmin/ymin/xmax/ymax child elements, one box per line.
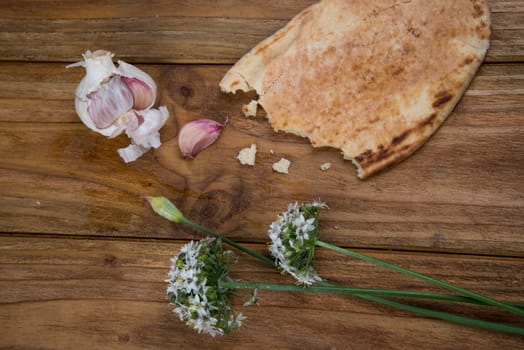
<box><xmin>184</xmin><ymin>217</ymin><xmax>524</xmax><ymax>309</ymax></box>
<box><xmin>315</xmin><ymin>240</ymin><xmax>524</xmax><ymax>317</ymax></box>
<box><xmin>180</xmin><ymin>217</ymin><xmax>274</xmax><ymax>266</ymax></box>
<box><xmin>185</xmin><ymin>220</ymin><xmax>524</xmax><ymax>334</ymax></box>
<box><xmin>179</xmin><ymin>211</ymin><xmax>523</xmax><ymax>310</ymax></box>
<box><xmin>221</xmin><ymin>281</ymin><xmax>512</xmax><ymax>305</ymax></box>
<box><xmin>221</xmin><ymin>281</ymin><xmax>524</xmax><ymax>336</ymax></box>
<box><xmin>146</xmin><ymin>197</ymin><xmax>524</xmax><ymax>334</ymax></box>
<box><xmin>358</xmin><ymin>294</ymin><xmax>524</xmax><ymax>336</ymax></box>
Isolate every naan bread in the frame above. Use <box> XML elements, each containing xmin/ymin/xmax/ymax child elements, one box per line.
<box><xmin>220</xmin><ymin>0</ymin><xmax>491</xmax><ymax>178</ymax></box>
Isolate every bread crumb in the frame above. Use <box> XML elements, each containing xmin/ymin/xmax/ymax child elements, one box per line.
<box><xmin>320</xmin><ymin>162</ymin><xmax>332</xmax><ymax>171</ymax></box>
<box><xmin>272</xmin><ymin>158</ymin><xmax>291</xmax><ymax>174</ymax></box>
<box><xmin>269</xmin><ymin>149</ymin><xmax>275</xmax><ymax>154</ymax></box>
<box><xmin>242</xmin><ymin>100</ymin><xmax>258</xmax><ymax>117</ymax></box>
<box><xmin>237</xmin><ymin>144</ymin><xmax>257</xmax><ymax>166</ymax></box>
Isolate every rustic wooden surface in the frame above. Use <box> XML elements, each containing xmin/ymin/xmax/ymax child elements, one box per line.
<box><xmin>0</xmin><ymin>1</ymin><xmax>523</xmax><ymax>348</ymax></box>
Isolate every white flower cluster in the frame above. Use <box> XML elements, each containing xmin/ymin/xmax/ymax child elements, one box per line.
<box><xmin>268</xmin><ymin>201</ymin><xmax>327</xmax><ymax>285</ymax></box>
<box><xmin>166</xmin><ymin>238</ymin><xmax>245</xmax><ymax>336</ymax></box>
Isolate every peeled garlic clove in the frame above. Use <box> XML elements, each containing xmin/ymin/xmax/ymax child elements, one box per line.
<box><xmin>178</xmin><ymin>118</ymin><xmax>226</xmax><ymax>158</ymax></box>
<box><xmin>87</xmin><ymin>76</ymin><xmax>134</xmax><ymax>129</ymax></box>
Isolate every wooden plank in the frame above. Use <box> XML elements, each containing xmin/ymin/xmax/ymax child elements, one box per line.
<box><xmin>0</xmin><ymin>0</ymin><xmax>518</xmax><ymax>19</ymax></box>
<box><xmin>0</xmin><ymin>0</ymin><xmax>319</xmax><ymax>20</ymax></box>
<box><xmin>0</xmin><ymin>2</ymin><xmax>522</xmax><ymax>63</ymax></box>
<box><xmin>1</xmin><ymin>123</ymin><xmax>523</xmax><ymax>254</ymax></box>
<box><xmin>1</xmin><ymin>62</ymin><xmax>523</xmax><ymax>125</ymax></box>
<box><xmin>0</xmin><ymin>63</ymin><xmax>523</xmax><ymax>255</ymax></box>
<box><xmin>0</xmin><ymin>236</ymin><xmax>522</xmax><ymax>349</ymax></box>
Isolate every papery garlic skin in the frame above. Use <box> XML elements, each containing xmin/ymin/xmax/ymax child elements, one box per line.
<box><xmin>127</xmin><ymin>106</ymin><xmax>169</xmax><ymax>148</ymax></box>
<box><xmin>118</xmin><ymin>144</ymin><xmax>150</xmax><ymax>163</ymax></box>
<box><xmin>68</xmin><ymin>50</ymin><xmax>121</xmax><ymax>136</ymax></box>
<box><xmin>68</xmin><ymin>50</ymin><xmax>169</xmax><ymax>163</ymax></box>
<box><xmin>178</xmin><ymin>118</ymin><xmax>226</xmax><ymax>158</ymax></box>
<box><xmin>117</xmin><ymin>106</ymin><xmax>169</xmax><ymax>163</ymax></box>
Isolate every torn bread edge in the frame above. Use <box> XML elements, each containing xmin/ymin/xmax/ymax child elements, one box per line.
<box><xmin>219</xmin><ymin>1</ymin><xmax>490</xmax><ymax>180</ymax></box>
<box><xmin>218</xmin><ymin>2</ymin><xmax>372</xmax><ymax>179</ymax></box>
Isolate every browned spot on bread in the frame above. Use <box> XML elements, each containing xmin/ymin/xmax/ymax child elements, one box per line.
<box><xmin>355</xmin><ymin>126</ymin><xmax>369</xmax><ymax>133</ymax></box>
<box><xmin>324</xmin><ymin>45</ymin><xmax>337</xmax><ymax>57</ymax></box>
<box><xmin>256</xmin><ymin>34</ymin><xmax>283</xmax><ymax>55</ymax></box>
<box><xmin>422</xmin><ymin>113</ymin><xmax>438</xmax><ymax>126</ymax></box>
<box><xmin>355</xmin><ymin>145</ymin><xmax>392</xmax><ymax>167</ymax></box>
<box><xmin>392</xmin><ymin>131</ymin><xmax>409</xmax><ymax>145</ymax></box>
<box><xmin>473</xmin><ymin>3</ymin><xmax>484</xmax><ymax>18</ymax></box>
<box><xmin>392</xmin><ymin>67</ymin><xmax>404</xmax><ymax>76</ymax></box>
<box><xmin>460</xmin><ymin>56</ymin><xmax>475</xmax><ymax>67</ymax></box>
<box><xmin>433</xmin><ymin>93</ymin><xmax>453</xmax><ymax>108</ymax></box>
<box><xmin>355</xmin><ymin>149</ymin><xmax>373</xmax><ymax>163</ymax></box>
<box><xmin>230</xmin><ymin>80</ymin><xmax>240</xmax><ymax>88</ymax></box>
<box><xmin>407</xmin><ymin>26</ymin><xmax>421</xmax><ymax>38</ymax></box>
<box><xmin>475</xmin><ymin>24</ymin><xmax>490</xmax><ymax>40</ymax></box>
<box><xmin>357</xmin><ymin>110</ymin><xmax>440</xmax><ymax>169</ymax></box>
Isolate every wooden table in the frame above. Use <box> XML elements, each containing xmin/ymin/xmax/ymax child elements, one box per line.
<box><xmin>1</xmin><ymin>1</ymin><xmax>523</xmax><ymax>348</ymax></box>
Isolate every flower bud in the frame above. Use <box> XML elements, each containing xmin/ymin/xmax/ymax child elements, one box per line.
<box><xmin>145</xmin><ymin>196</ymin><xmax>185</xmax><ymax>223</ymax></box>
<box><xmin>178</xmin><ymin>118</ymin><xmax>226</xmax><ymax>158</ymax></box>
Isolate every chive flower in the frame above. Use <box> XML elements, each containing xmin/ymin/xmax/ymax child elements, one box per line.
<box><xmin>166</xmin><ymin>238</ymin><xmax>244</xmax><ymax>336</ymax></box>
<box><xmin>151</xmin><ymin>196</ymin><xmax>524</xmax><ymax>336</ymax></box>
<box><xmin>268</xmin><ymin>200</ymin><xmax>327</xmax><ymax>285</ymax></box>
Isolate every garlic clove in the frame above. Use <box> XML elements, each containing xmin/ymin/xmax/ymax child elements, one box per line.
<box><xmin>68</xmin><ymin>50</ymin><xmax>122</xmax><ymax>136</ymax></box>
<box><xmin>178</xmin><ymin>118</ymin><xmax>226</xmax><ymax>158</ymax></box>
<box><xmin>87</xmin><ymin>75</ymin><xmax>134</xmax><ymax>129</ymax></box>
<box><xmin>118</xmin><ymin>60</ymin><xmax>157</xmax><ymax>110</ymax></box>
<box><xmin>121</xmin><ymin>76</ymin><xmax>155</xmax><ymax>110</ymax></box>
<box><xmin>68</xmin><ymin>50</ymin><xmax>169</xmax><ymax>162</ymax></box>
<box><xmin>68</xmin><ymin>50</ymin><xmax>158</xmax><ymax>136</ymax></box>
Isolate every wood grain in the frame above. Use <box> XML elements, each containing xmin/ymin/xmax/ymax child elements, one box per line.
<box><xmin>0</xmin><ymin>1</ymin><xmax>523</xmax><ymax>348</ymax></box>
<box><xmin>0</xmin><ymin>1</ymin><xmax>522</xmax><ymax>63</ymax></box>
<box><xmin>1</xmin><ymin>62</ymin><xmax>522</xmax><ymax>255</ymax></box>
<box><xmin>0</xmin><ymin>236</ymin><xmax>522</xmax><ymax>349</ymax></box>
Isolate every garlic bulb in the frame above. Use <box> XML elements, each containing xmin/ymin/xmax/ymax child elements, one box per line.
<box><xmin>178</xmin><ymin>118</ymin><xmax>227</xmax><ymax>158</ymax></box>
<box><xmin>67</xmin><ymin>50</ymin><xmax>169</xmax><ymax>162</ymax></box>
